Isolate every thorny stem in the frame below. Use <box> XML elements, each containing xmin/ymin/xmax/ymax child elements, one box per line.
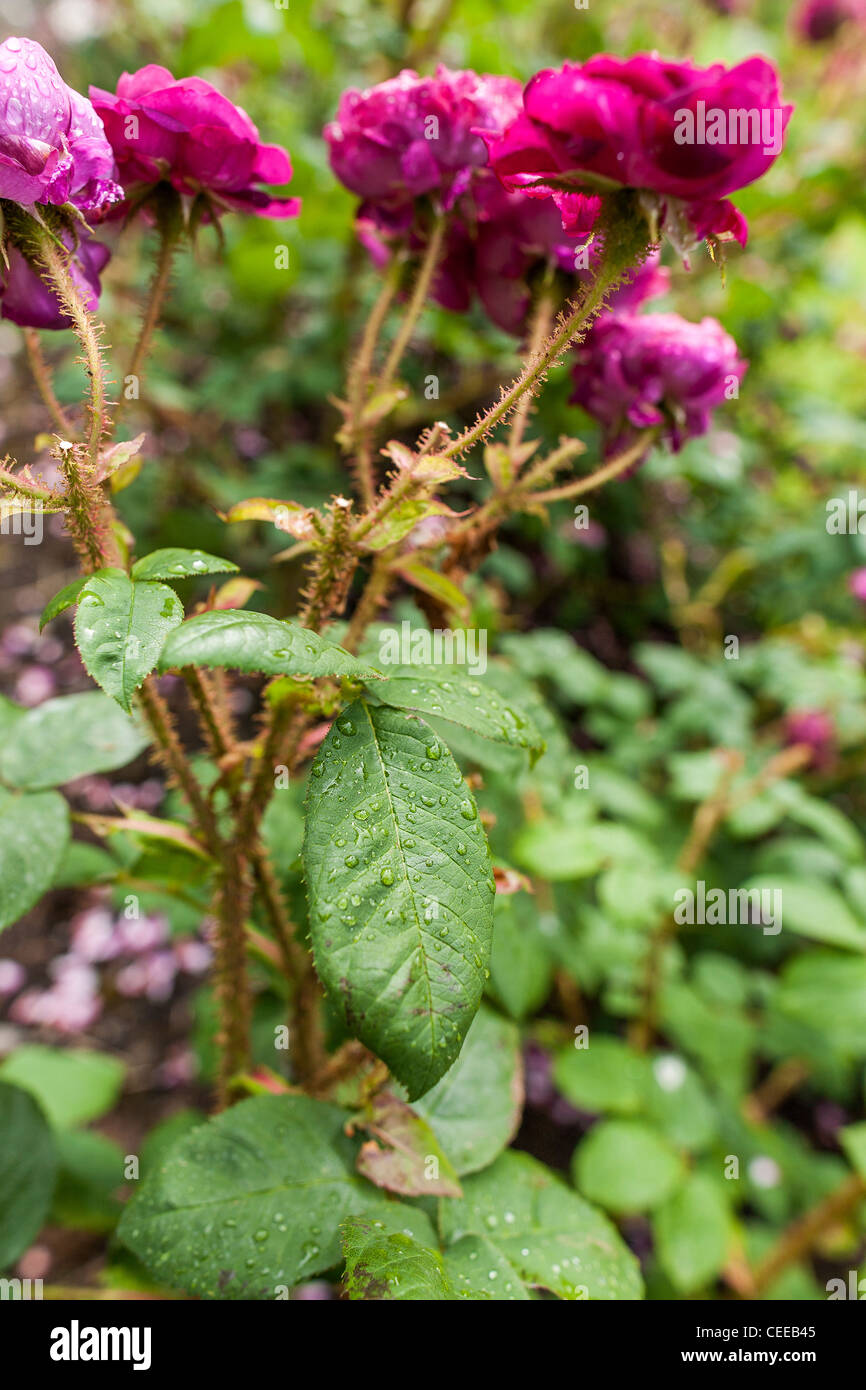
<box><xmin>508</xmin><ymin>274</ymin><xmax>556</xmax><ymax>455</ymax></box>
<box><xmin>136</xmin><ymin>678</ymin><xmax>222</xmax><ymax>850</ymax></box>
<box><xmin>631</xmin><ymin>742</ymin><xmax>817</xmax><ymax>1051</ymax></box>
<box><xmin>346</xmin><ymin>255</ymin><xmax>403</xmax><ymax>506</ymax></box>
<box><xmin>441</xmin><ymin>228</ymin><xmax>649</xmax><ymax>461</ymax></box>
<box><xmin>379</xmin><ymin>213</ymin><xmax>447</xmax><ymax>393</ymax></box>
<box><xmin>746</xmin><ymin>1174</ymin><xmax>866</xmax><ymax>1297</ymax></box>
<box><xmin>114</xmin><ymin>221</ymin><xmax>180</xmax><ymax>435</ymax></box>
<box><xmin>183</xmin><ymin>668</ymin><xmax>323</xmax><ymax>1078</ymax></box>
<box><xmin>23</xmin><ymin>330</ymin><xmax>75</xmax><ymax>436</ymax></box>
<box><xmin>32</xmin><ymin>222</ymin><xmax>108</xmax><ymax>468</ymax></box>
<box><xmin>526</xmin><ymin>432</ymin><xmax>655</xmax><ymax>503</ymax></box>
<box><xmin>342</xmin><ymin>551</ymin><xmax>394</xmax><ymax>653</ymax></box>
<box><xmin>212</xmin><ymin>845</ymin><xmax>255</xmax><ymax>1107</ymax></box>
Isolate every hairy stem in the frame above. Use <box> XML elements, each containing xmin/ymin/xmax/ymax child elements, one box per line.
<box><xmin>212</xmin><ymin>845</ymin><xmax>255</xmax><ymax>1107</ymax></box>
<box><xmin>23</xmin><ymin>330</ymin><xmax>75</xmax><ymax>436</ymax></box>
<box><xmin>442</xmin><ymin>230</ymin><xmax>647</xmax><ymax>461</ymax></box>
<box><xmin>346</xmin><ymin>256</ymin><xmax>403</xmax><ymax>506</ymax></box>
<box><xmin>379</xmin><ymin>213</ymin><xmax>447</xmax><ymax>392</ymax></box>
<box><xmin>508</xmin><ymin>274</ymin><xmax>556</xmax><ymax>454</ymax></box>
<box><xmin>114</xmin><ymin>222</ymin><xmax>179</xmax><ymax>434</ymax></box>
<box><xmin>32</xmin><ymin>222</ymin><xmax>108</xmax><ymax>468</ymax></box>
<box><xmin>137</xmin><ymin>677</ymin><xmax>222</xmax><ymax>850</ymax></box>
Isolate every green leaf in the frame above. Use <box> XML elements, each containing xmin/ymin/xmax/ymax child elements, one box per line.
<box><xmin>776</xmin><ymin>952</ymin><xmax>866</xmax><ymax>1056</ymax></box>
<box><xmin>158</xmin><ymin>610</ymin><xmax>377</xmax><ymax>680</ymax></box>
<box><xmin>413</xmin><ymin>1005</ymin><xmax>522</xmax><ymax>1175</ymax></box>
<box><xmin>131</xmin><ymin>548</ymin><xmax>240</xmax><ymax>582</ymax></box>
<box><xmin>439</xmin><ymin>1151</ymin><xmax>643</xmax><ymax>1300</ymax></box>
<box><xmin>51</xmin><ymin>1130</ymin><xmax>124</xmax><ymax>1232</ymax></box>
<box><xmin>342</xmin><ymin>1216</ymin><xmax>453</xmax><ymax>1300</ymax></box>
<box><xmin>392</xmin><ymin>561</ymin><xmax>470</xmax><ymax>620</ymax></box>
<box><xmin>0</xmin><ymin>1047</ymin><xmax>125</xmax><ymax>1129</ymax></box>
<box><xmin>511</xmin><ymin>819</ymin><xmax>605</xmax><ymax>881</ymax></box>
<box><xmin>361</xmin><ymin>499</ymin><xmax>455</xmax><ymax>552</ymax></box>
<box><xmin>118</xmin><ymin>1095</ymin><xmax>427</xmax><ymax>1299</ymax></box>
<box><xmin>75</xmin><ymin>571</ymin><xmax>184</xmax><ymax>711</ymax></box>
<box><xmin>653</xmin><ymin>1174</ymin><xmax>729</xmax><ymax>1294</ymax></box>
<box><xmin>0</xmin><ymin>694</ymin><xmax>23</xmax><ymax>740</ymax></box>
<box><xmin>304</xmin><ymin>701</ymin><xmax>494</xmax><ymax>1100</ymax></box>
<box><xmin>356</xmin><ymin>1092</ymin><xmax>462</xmax><ymax>1197</ymax></box>
<box><xmin>554</xmin><ymin>1038</ymin><xmax>650</xmax><ymax>1117</ymax></box>
<box><xmin>442</xmin><ymin>1235</ymin><xmax>531</xmax><ymax>1300</ymax></box>
<box><xmin>488</xmin><ymin>893</ymin><xmax>553</xmax><ymax>1021</ymax></box>
<box><xmin>367</xmin><ymin>666</ymin><xmax>545</xmax><ymax>757</ymax></box>
<box><xmin>573</xmin><ymin>1120</ymin><xmax>684</xmax><ymax>1214</ymax></box>
<box><xmin>0</xmin><ymin>692</ymin><xmax>151</xmax><ymax>790</ymax></box>
<box><xmin>642</xmin><ymin>1054</ymin><xmax>718</xmax><ymax>1152</ymax></box>
<box><xmin>0</xmin><ymin>789</ymin><xmax>69</xmax><ymax>931</ymax></box>
<box><xmin>39</xmin><ymin>576</ymin><xmax>87</xmax><ymax>631</ymax></box>
<box><xmin>0</xmin><ymin>1082</ymin><xmax>57</xmax><ymax>1268</ymax></box>
<box><xmin>742</xmin><ymin>876</ymin><xmax>866</xmax><ymax>951</ymax></box>
<box><xmin>51</xmin><ymin>840</ymin><xmax>117</xmax><ymax>889</ymax></box>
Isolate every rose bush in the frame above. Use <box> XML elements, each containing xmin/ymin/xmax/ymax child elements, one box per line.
<box><xmin>1</xmin><ymin>2</ymin><xmax>864</xmax><ymax>1322</ymax></box>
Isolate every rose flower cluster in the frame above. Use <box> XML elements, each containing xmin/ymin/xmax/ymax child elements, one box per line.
<box><xmin>327</xmin><ymin>52</ymin><xmax>792</xmax><ymax>455</ymax></box>
<box><xmin>0</xmin><ymin>37</ymin><xmax>299</xmax><ymax>329</ymax></box>
<box><xmin>0</xmin><ymin>36</ymin><xmax>790</xmax><ymax>462</ymax></box>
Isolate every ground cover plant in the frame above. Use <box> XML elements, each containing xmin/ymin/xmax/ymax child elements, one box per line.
<box><xmin>1</xmin><ymin>0</ymin><xmax>866</xmax><ymax>1304</ymax></box>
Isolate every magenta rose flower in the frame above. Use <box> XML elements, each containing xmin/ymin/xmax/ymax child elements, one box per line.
<box><xmin>0</xmin><ymin>36</ymin><xmax>121</xmax><ymax>218</ymax></box>
<box><xmin>484</xmin><ymin>53</ymin><xmax>792</xmax><ymax>250</ymax></box>
<box><xmin>570</xmin><ymin>311</ymin><xmax>746</xmax><ymax>455</ymax></box>
<box><xmin>784</xmin><ymin>709</ymin><xmax>835</xmax><ymax>769</ymax></box>
<box><xmin>89</xmin><ymin>66</ymin><xmax>300</xmax><ymax>219</ymax></box>
<box><xmin>0</xmin><ymin>229</ymin><xmax>110</xmax><ymax>329</ymax></box>
<box><xmin>848</xmin><ymin>568</ymin><xmax>866</xmax><ymax>603</ymax></box>
<box><xmin>326</xmin><ymin>65</ymin><xmax>522</xmax><ymax>220</ymax></box>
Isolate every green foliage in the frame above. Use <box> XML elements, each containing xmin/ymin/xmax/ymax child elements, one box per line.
<box><xmin>0</xmin><ymin>1083</ymin><xmax>57</xmax><ymax>1269</ymax></box>
<box><xmin>158</xmin><ymin>611</ymin><xmax>377</xmax><ymax>679</ymax></box>
<box><xmin>0</xmin><ymin>1047</ymin><xmax>125</xmax><ymax>1130</ymax></box>
<box><xmin>303</xmin><ymin>701</ymin><xmax>494</xmax><ymax>1099</ymax></box>
<box><xmin>0</xmin><ymin>693</ymin><xmax>150</xmax><ymax>790</ymax></box>
<box><xmin>75</xmin><ymin>571</ymin><xmax>185</xmax><ymax>711</ymax></box>
<box><xmin>0</xmin><ymin>789</ymin><xmax>69</xmax><ymax>931</ymax></box>
<box><xmin>118</xmin><ymin>1095</ymin><xmax>430</xmax><ymax>1298</ymax></box>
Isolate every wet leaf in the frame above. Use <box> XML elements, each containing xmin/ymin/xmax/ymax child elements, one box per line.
<box><xmin>131</xmin><ymin>548</ymin><xmax>239</xmax><ymax>582</ymax></box>
<box><xmin>75</xmin><ymin>571</ymin><xmax>184</xmax><ymax>711</ymax></box>
<box><xmin>355</xmin><ymin>1092</ymin><xmax>462</xmax><ymax>1197</ymax></box>
<box><xmin>118</xmin><ymin>1094</ymin><xmax>427</xmax><ymax>1299</ymax></box>
<box><xmin>303</xmin><ymin>700</ymin><xmax>494</xmax><ymax>1100</ymax></box>
<box><xmin>439</xmin><ymin>1150</ymin><xmax>643</xmax><ymax>1300</ymax></box>
<box><xmin>158</xmin><ymin>610</ymin><xmax>377</xmax><ymax>680</ymax></box>
<box><xmin>342</xmin><ymin>1216</ymin><xmax>453</xmax><ymax>1300</ymax></box>
<box><xmin>413</xmin><ymin>1005</ymin><xmax>522</xmax><ymax>1175</ymax></box>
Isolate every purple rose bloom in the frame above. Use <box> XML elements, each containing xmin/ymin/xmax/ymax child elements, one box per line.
<box><xmin>326</xmin><ymin>65</ymin><xmax>523</xmax><ymax>230</ymax></box>
<box><xmin>90</xmin><ymin>66</ymin><xmax>300</xmax><ymax>219</ymax></box>
<box><xmin>471</xmin><ymin>176</ymin><xmax>601</xmax><ymax>333</ymax></box>
<box><xmin>606</xmin><ymin>250</ymin><xmax>671</xmax><ymax>312</ymax></box>
<box><xmin>0</xmin><ymin>36</ymin><xmax>121</xmax><ymax>217</ymax></box>
<box><xmin>484</xmin><ymin>53</ymin><xmax>792</xmax><ymax>250</ymax></box>
<box><xmin>570</xmin><ymin>310</ymin><xmax>746</xmax><ymax>455</ymax></box>
<box><xmin>794</xmin><ymin>0</ymin><xmax>866</xmax><ymax>41</ymax></box>
<box><xmin>0</xmin><ymin>228</ymin><xmax>110</xmax><ymax>329</ymax></box>
<box><xmin>784</xmin><ymin>709</ymin><xmax>835</xmax><ymax>769</ymax></box>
